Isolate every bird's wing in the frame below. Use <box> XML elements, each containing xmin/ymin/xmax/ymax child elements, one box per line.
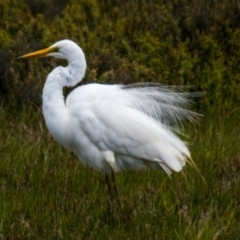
<box><xmin>70</xmin><ymin>98</ymin><xmax>190</xmax><ymax>173</ymax></box>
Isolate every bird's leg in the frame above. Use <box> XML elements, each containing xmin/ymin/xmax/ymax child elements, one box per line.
<box><xmin>110</xmin><ymin>166</ymin><xmax>121</xmax><ymax>207</ymax></box>
<box><xmin>105</xmin><ymin>173</ymin><xmax>112</xmax><ymax>210</ymax></box>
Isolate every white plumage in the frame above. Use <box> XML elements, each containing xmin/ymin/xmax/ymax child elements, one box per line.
<box><xmin>19</xmin><ymin>39</ymin><xmax>198</xmax><ymax>176</ymax></box>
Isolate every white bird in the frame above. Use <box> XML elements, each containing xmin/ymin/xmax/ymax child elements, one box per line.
<box><xmin>18</xmin><ymin>39</ymin><xmax>198</xmax><ymax>190</ymax></box>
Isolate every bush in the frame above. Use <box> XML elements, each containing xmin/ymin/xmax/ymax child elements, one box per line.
<box><xmin>0</xmin><ymin>0</ymin><xmax>239</xmax><ymax>109</ymax></box>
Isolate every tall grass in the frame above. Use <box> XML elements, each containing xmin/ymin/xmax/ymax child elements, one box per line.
<box><xmin>0</xmin><ymin>1</ymin><xmax>239</xmax><ymax>239</ymax></box>
<box><xmin>0</xmin><ymin>102</ymin><xmax>239</xmax><ymax>239</ymax></box>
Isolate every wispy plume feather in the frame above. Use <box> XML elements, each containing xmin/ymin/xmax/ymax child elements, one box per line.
<box><xmin>121</xmin><ymin>82</ymin><xmax>202</xmax><ymax>130</ymax></box>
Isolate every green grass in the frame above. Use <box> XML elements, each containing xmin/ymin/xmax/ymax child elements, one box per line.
<box><xmin>0</xmin><ymin>103</ymin><xmax>239</xmax><ymax>239</ymax></box>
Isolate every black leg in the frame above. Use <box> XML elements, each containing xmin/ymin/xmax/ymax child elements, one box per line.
<box><xmin>110</xmin><ymin>166</ymin><xmax>121</xmax><ymax>207</ymax></box>
<box><xmin>105</xmin><ymin>173</ymin><xmax>112</xmax><ymax>214</ymax></box>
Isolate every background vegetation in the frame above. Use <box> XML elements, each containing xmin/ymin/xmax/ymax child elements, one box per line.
<box><xmin>0</xmin><ymin>0</ymin><xmax>240</xmax><ymax>239</ymax></box>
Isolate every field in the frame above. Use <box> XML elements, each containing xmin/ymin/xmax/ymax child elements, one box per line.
<box><xmin>1</xmin><ymin>0</ymin><xmax>240</xmax><ymax>239</ymax></box>
<box><xmin>0</xmin><ymin>102</ymin><xmax>239</xmax><ymax>239</ymax></box>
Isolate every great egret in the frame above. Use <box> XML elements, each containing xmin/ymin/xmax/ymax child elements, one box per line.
<box><xmin>18</xmin><ymin>39</ymin><xmax>198</xmax><ymax>192</ymax></box>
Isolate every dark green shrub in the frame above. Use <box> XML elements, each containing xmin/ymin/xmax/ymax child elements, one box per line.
<box><xmin>0</xmin><ymin>0</ymin><xmax>239</xmax><ymax>109</ymax></box>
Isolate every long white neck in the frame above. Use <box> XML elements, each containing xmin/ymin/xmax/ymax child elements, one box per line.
<box><xmin>59</xmin><ymin>49</ymin><xmax>86</xmax><ymax>87</ymax></box>
<box><xmin>42</xmin><ymin>53</ymin><xmax>86</xmax><ymax>150</ymax></box>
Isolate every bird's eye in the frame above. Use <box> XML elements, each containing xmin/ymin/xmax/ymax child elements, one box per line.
<box><xmin>51</xmin><ymin>47</ymin><xmax>60</xmax><ymax>53</ymax></box>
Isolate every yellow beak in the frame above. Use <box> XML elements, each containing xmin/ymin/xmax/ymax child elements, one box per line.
<box><xmin>17</xmin><ymin>47</ymin><xmax>54</xmax><ymax>59</ymax></box>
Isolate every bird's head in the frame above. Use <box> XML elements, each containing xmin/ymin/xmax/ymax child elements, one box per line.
<box><xmin>18</xmin><ymin>39</ymin><xmax>87</xmax><ymax>87</ymax></box>
<box><xmin>18</xmin><ymin>39</ymin><xmax>83</xmax><ymax>61</ymax></box>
